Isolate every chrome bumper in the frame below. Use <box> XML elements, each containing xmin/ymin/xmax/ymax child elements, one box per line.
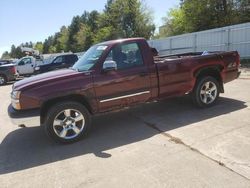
<box><xmin>8</xmin><ymin>105</ymin><xmax>40</xmax><ymax>127</ymax></box>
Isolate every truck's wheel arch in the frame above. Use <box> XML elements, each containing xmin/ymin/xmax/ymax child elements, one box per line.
<box><xmin>40</xmin><ymin>94</ymin><xmax>93</xmax><ymax>125</ymax></box>
<box><xmin>193</xmin><ymin>65</ymin><xmax>224</xmax><ymax>93</ymax></box>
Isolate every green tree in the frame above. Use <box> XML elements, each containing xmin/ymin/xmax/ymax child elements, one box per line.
<box><xmin>48</xmin><ymin>45</ymin><xmax>57</xmax><ymax>53</ymax></box>
<box><xmin>93</xmin><ymin>26</ymin><xmax>113</xmax><ymax>43</ymax></box>
<box><xmin>159</xmin><ymin>8</ymin><xmax>186</xmax><ymax>37</ymax></box>
<box><xmin>95</xmin><ymin>0</ymin><xmax>155</xmax><ymax>40</ymax></box>
<box><xmin>4</xmin><ymin>0</ymin><xmax>156</xmax><ymax>55</ymax></box>
<box><xmin>34</xmin><ymin>42</ymin><xmax>44</xmax><ymax>54</ymax></box>
<box><xmin>15</xmin><ymin>47</ymin><xmax>24</xmax><ymax>58</ymax></box>
<box><xmin>74</xmin><ymin>23</ymin><xmax>91</xmax><ymax>52</ymax></box>
<box><xmin>238</xmin><ymin>0</ymin><xmax>250</xmax><ymax>23</ymax></box>
<box><xmin>1</xmin><ymin>51</ymin><xmax>11</xmax><ymax>59</ymax></box>
<box><xmin>22</xmin><ymin>41</ymin><xmax>33</xmax><ymax>48</ymax></box>
<box><xmin>43</xmin><ymin>36</ymin><xmax>54</xmax><ymax>54</ymax></box>
<box><xmin>81</xmin><ymin>11</ymin><xmax>100</xmax><ymax>50</ymax></box>
<box><xmin>86</xmin><ymin>11</ymin><xmax>100</xmax><ymax>33</ymax></box>
<box><xmin>55</xmin><ymin>26</ymin><xmax>69</xmax><ymax>52</ymax></box>
<box><xmin>160</xmin><ymin>0</ymin><xmax>250</xmax><ymax>37</ymax></box>
<box><xmin>10</xmin><ymin>45</ymin><xmax>17</xmax><ymax>58</ymax></box>
<box><xmin>68</xmin><ymin>16</ymin><xmax>82</xmax><ymax>52</ymax></box>
<box><xmin>181</xmin><ymin>0</ymin><xmax>237</xmax><ymax>31</ymax></box>
<box><xmin>10</xmin><ymin>45</ymin><xmax>23</xmax><ymax>58</ymax></box>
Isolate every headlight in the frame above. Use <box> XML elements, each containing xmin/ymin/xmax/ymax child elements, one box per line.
<box><xmin>11</xmin><ymin>90</ymin><xmax>21</xmax><ymax>110</ymax></box>
<box><xmin>11</xmin><ymin>90</ymin><xmax>21</xmax><ymax>99</ymax></box>
<box><xmin>35</xmin><ymin>67</ymin><xmax>40</xmax><ymax>70</ymax></box>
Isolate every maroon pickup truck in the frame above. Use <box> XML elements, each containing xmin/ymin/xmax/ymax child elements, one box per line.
<box><xmin>9</xmin><ymin>38</ymin><xmax>241</xmax><ymax>143</ymax></box>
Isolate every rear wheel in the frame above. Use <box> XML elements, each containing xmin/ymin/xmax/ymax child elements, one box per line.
<box><xmin>192</xmin><ymin>76</ymin><xmax>220</xmax><ymax>107</ymax></box>
<box><xmin>0</xmin><ymin>75</ymin><xmax>7</xmax><ymax>85</ymax></box>
<box><xmin>44</xmin><ymin>101</ymin><xmax>91</xmax><ymax>143</ymax></box>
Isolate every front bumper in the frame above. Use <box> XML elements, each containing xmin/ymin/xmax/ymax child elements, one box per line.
<box><xmin>8</xmin><ymin>105</ymin><xmax>40</xmax><ymax>127</ymax></box>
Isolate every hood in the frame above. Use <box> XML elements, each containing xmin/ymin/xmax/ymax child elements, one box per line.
<box><xmin>13</xmin><ymin>69</ymin><xmax>82</xmax><ymax>91</ymax></box>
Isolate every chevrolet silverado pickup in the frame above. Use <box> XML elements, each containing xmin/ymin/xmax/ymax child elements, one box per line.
<box><xmin>9</xmin><ymin>38</ymin><xmax>241</xmax><ymax>143</ymax></box>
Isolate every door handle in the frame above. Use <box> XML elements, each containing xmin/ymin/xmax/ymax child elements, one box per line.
<box><xmin>139</xmin><ymin>72</ymin><xmax>148</xmax><ymax>77</ymax></box>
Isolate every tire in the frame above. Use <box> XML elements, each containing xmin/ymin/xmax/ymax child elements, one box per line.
<box><xmin>192</xmin><ymin>76</ymin><xmax>220</xmax><ymax>107</ymax></box>
<box><xmin>0</xmin><ymin>74</ymin><xmax>7</xmax><ymax>85</ymax></box>
<box><xmin>44</xmin><ymin>101</ymin><xmax>91</xmax><ymax>144</ymax></box>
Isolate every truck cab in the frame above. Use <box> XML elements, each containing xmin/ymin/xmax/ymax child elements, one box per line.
<box><xmin>16</xmin><ymin>56</ymin><xmax>43</xmax><ymax>75</ymax></box>
<box><xmin>87</xmin><ymin>40</ymin><xmax>153</xmax><ymax>112</ymax></box>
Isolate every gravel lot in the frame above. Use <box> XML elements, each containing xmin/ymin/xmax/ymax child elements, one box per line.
<box><xmin>0</xmin><ymin>70</ymin><xmax>250</xmax><ymax>187</ymax></box>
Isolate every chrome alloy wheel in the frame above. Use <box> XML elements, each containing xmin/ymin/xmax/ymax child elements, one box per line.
<box><xmin>53</xmin><ymin>109</ymin><xmax>85</xmax><ymax>140</ymax></box>
<box><xmin>0</xmin><ymin>76</ymin><xmax>5</xmax><ymax>85</ymax></box>
<box><xmin>200</xmin><ymin>81</ymin><xmax>218</xmax><ymax>104</ymax></box>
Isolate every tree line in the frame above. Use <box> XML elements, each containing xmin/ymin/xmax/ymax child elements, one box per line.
<box><xmin>2</xmin><ymin>0</ymin><xmax>250</xmax><ymax>59</ymax></box>
<box><xmin>158</xmin><ymin>0</ymin><xmax>250</xmax><ymax>37</ymax></box>
<box><xmin>2</xmin><ymin>0</ymin><xmax>155</xmax><ymax>59</ymax></box>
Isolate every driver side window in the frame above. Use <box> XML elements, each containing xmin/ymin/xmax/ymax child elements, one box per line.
<box><xmin>54</xmin><ymin>56</ymin><xmax>64</xmax><ymax>63</ymax></box>
<box><xmin>19</xmin><ymin>58</ymin><xmax>31</xmax><ymax>66</ymax></box>
<box><xmin>18</xmin><ymin>60</ymin><xmax>24</xmax><ymax>66</ymax></box>
<box><xmin>104</xmin><ymin>42</ymin><xmax>143</xmax><ymax>70</ymax></box>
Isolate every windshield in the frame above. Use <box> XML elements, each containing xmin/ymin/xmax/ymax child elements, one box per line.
<box><xmin>73</xmin><ymin>45</ymin><xmax>107</xmax><ymax>71</ymax></box>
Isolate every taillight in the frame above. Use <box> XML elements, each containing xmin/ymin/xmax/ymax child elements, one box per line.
<box><xmin>228</xmin><ymin>52</ymin><xmax>240</xmax><ymax>68</ymax></box>
<box><xmin>10</xmin><ymin>66</ymin><xmax>16</xmax><ymax>74</ymax></box>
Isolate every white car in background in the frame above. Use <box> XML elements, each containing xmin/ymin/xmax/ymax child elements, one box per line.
<box><xmin>15</xmin><ymin>56</ymin><xmax>43</xmax><ymax>75</ymax></box>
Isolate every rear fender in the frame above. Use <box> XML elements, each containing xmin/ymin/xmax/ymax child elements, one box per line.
<box><xmin>193</xmin><ymin>66</ymin><xmax>224</xmax><ymax>93</ymax></box>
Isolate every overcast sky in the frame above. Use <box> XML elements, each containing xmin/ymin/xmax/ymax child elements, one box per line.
<box><xmin>0</xmin><ymin>0</ymin><xmax>179</xmax><ymax>56</ymax></box>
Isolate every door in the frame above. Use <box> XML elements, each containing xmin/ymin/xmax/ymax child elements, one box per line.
<box><xmin>17</xmin><ymin>57</ymin><xmax>33</xmax><ymax>74</ymax></box>
<box><xmin>93</xmin><ymin>42</ymin><xmax>151</xmax><ymax>112</ymax></box>
<box><xmin>51</xmin><ymin>56</ymin><xmax>65</xmax><ymax>70</ymax></box>
<box><xmin>65</xmin><ymin>55</ymin><xmax>78</xmax><ymax>68</ymax></box>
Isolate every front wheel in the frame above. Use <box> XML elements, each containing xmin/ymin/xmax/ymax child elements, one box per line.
<box><xmin>44</xmin><ymin>101</ymin><xmax>91</xmax><ymax>143</ymax></box>
<box><xmin>0</xmin><ymin>75</ymin><xmax>7</xmax><ymax>85</ymax></box>
<box><xmin>192</xmin><ymin>76</ymin><xmax>220</xmax><ymax>107</ymax></box>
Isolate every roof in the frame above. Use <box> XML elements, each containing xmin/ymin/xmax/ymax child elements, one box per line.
<box><xmin>98</xmin><ymin>37</ymin><xmax>146</xmax><ymax>46</ymax></box>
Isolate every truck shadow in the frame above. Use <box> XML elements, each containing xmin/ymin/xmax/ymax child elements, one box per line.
<box><xmin>0</xmin><ymin>97</ymin><xmax>247</xmax><ymax>174</ymax></box>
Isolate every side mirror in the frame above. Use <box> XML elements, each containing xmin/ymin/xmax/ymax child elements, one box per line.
<box><xmin>103</xmin><ymin>60</ymin><xmax>117</xmax><ymax>72</ymax></box>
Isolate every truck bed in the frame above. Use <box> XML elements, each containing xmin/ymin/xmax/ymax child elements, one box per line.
<box><xmin>153</xmin><ymin>51</ymin><xmax>226</xmax><ymax>63</ymax></box>
<box><xmin>153</xmin><ymin>51</ymin><xmax>240</xmax><ymax>98</ymax></box>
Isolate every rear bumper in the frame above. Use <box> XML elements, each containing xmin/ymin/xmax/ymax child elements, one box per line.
<box><xmin>8</xmin><ymin>105</ymin><xmax>40</xmax><ymax>127</ymax></box>
<box><xmin>224</xmin><ymin>69</ymin><xmax>241</xmax><ymax>83</ymax></box>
